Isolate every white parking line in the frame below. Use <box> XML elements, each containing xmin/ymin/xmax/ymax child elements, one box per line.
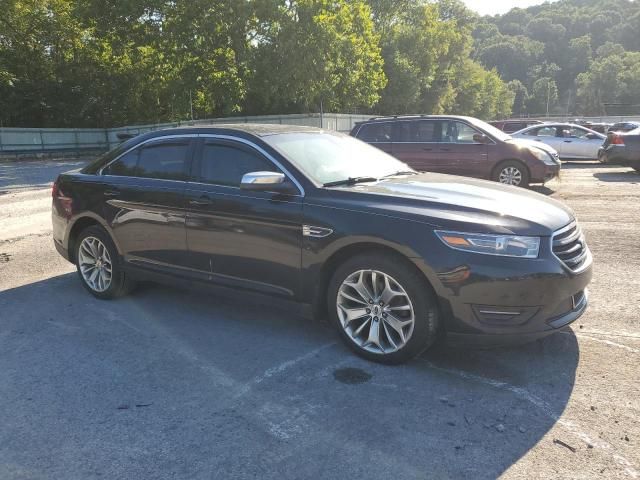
<box><xmin>423</xmin><ymin>360</ymin><xmax>639</xmax><ymax>478</ymax></box>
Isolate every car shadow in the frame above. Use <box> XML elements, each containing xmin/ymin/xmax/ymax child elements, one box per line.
<box><xmin>530</xmin><ymin>184</ymin><xmax>555</xmax><ymax>195</ymax></box>
<box><xmin>0</xmin><ymin>273</ymin><xmax>579</xmax><ymax>479</ymax></box>
<box><xmin>593</xmin><ymin>170</ymin><xmax>639</xmax><ymax>182</ymax></box>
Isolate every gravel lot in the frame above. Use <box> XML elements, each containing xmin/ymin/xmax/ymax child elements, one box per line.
<box><xmin>0</xmin><ymin>160</ymin><xmax>638</xmax><ymax>479</ymax></box>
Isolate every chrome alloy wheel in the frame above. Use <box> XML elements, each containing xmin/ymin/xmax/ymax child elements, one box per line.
<box><xmin>337</xmin><ymin>270</ymin><xmax>415</xmax><ymax>354</ymax></box>
<box><xmin>498</xmin><ymin>166</ymin><xmax>523</xmax><ymax>186</ymax></box>
<box><xmin>78</xmin><ymin>236</ymin><xmax>113</xmax><ymax>293</ymax></box>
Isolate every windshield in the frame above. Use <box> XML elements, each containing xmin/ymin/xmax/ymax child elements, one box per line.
<box><xmin>466</xmin><ymin>117</ymin><xmax>512</xmax><ymax>142</ymax></box>
<box><xmin>264</xmin><ymin>132</ymin><xmax>413</xmax><ymax>185</ymax></box>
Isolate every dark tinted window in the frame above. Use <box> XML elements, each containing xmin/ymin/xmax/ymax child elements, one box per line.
<box><xmin>137</xmin><ymin>142</ymin><xmax>189</xmax><ymax>180</ymax></box>
<box><xmin>357</xmin><ymin>123</ymin><xmax>392</xmax><ymax>142</ymax></box>
<box><xmin>199</xmin><ymin>143</ymin><xmax>276</xmax><ymax>187</ymax></box>
<box><xmin>395</xmin><ymin>120</ymin><xmax>437</xmax><ymax>142</ymax></box>
<box><xmin>103</xmin><ymin>150</ymin><xmax>139</xmax><ymax>176</ymax></box>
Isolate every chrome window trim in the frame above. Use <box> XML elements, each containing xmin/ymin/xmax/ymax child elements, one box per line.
<box><xmin>98</xmin><ymin>132</ymin><xmax>305</xmax><ymax>197</ymax></box>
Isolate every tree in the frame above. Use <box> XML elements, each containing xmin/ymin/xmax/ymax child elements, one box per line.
<box><xmin>507</xmin><ymin>80</ymin><xmax>528</xmax><ymax>116</ymax></box>
<box><xmin>528</xmin><ymin>77</ymin><xmax>558</xmax><ymax>115</ymax></box>
<box><xmin>246</xmin><ymin>0</ymin><xmax>386</xmax><ymax>114</ymax></box>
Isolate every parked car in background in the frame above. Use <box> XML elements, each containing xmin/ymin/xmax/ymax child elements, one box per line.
<box><xmin>609</xmin><ymin>121</ymin><xmax>640</xmax><ymax>133</ymax></box>
<box><xmin>600</xmin><ymin>128</ymin><xmax>640</xmax><ymax>172</ymax></box>
<box><xmin>52</xmin><ymin>124</ymin><xmax>592</xmax><ymax>363</ymax></box>
<box><xmin>351</xmin><ymin>115</ymin><xmax>560</xmax><ymax>187</ymax></box>
<box><xmin>512</xmin><ymin>123</ymin><xmax>605</xmax><ymax>160</ymax></box>
<box><xmin>573</xmin><ymin>120</ymin><xmax>612</xmax><ymax>134</ymax></box>
<box><xmin>489</xmin><ymin>119</ymin><xmax>543</xmax><ymax>133</ymax></box>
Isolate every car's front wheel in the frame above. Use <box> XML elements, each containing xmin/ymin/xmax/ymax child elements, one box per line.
<box><xmin>327</xmin><ymin>252</ymin><xmax>439</xmax><ymax>364</ymax></box>
<box><xmin>75</xmin><ymin>225</ymin><xmax>134</xmax><ymax>299</ymax></box>
<box><xmin>493</xmin><ymin>160</ymin><xmax>530</xmax><ymax>187</ymax></box>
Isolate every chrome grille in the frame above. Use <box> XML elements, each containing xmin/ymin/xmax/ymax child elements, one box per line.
<box><xmin>552</xmin><ymin>222</ymin><xmax>589</xmax><ymax>272</ymax></box>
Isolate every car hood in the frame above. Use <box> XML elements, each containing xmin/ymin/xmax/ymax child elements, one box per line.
<box><xmin>507</xmin><ymin>138</ymin><xmax>559</xmax><ymax>155</ymax></box>
<box><xmin>329</xmin><ymin>173</ymin><xmax>574</xmax><ymax>236</ymax></box>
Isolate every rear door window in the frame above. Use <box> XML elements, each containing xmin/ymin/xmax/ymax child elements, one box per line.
<box><xmin>395</xmin><ymin>120</ymin><xmax>438</xmax><ymax>142</ymax></box>
<box><xmin>103</xmin><ymin>150</ymin><xmax>139</xmax><ymax>176</ymax></box>
<box><xmin>356</xmin><ymin>123</ymin><xmax>392</xmax><ymax>143</ymax></box>
<box><xmin>137</xmin><ymin>142</ymin><xmax>190</xmax><ymax>180</ymax></box>
<box><xmin>103</xmin><ymin>140</ymin><xmax>190</xmax><ymax>180</ymax></box>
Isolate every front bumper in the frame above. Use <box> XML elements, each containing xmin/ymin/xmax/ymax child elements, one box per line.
<box><xmin>532</xmin><ymin>163</ymin><xmax>560</xmax><ymax>183</ymax></box>
<box><xmin>414</xmin><ymin>239</ymin><xmax>593</xmax><ymax>347</ymax></box>
<box><xmin>445</xmin><ymin>289</ymin><xmax>588</xmax><ymax>347</ymax></box>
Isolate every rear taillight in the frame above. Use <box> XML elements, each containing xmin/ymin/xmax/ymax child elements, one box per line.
<box><xmin>52</xmin><ymin>179</ymin><xmax>73</xmax><ymax>218</ymax></box>
<box><xmin>611</xmin><ymin>134</ymin><xmax>625</xmax><ymax>145</ymax></box>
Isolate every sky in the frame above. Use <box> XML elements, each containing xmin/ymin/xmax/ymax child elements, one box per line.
<box><xmin>461</xmin><ymin>0</ymin><xmax>559</xmax><ymax>16</ymax></box>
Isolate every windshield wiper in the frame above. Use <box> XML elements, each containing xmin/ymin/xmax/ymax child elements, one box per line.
<box><xmin>323</xmin><ymin>176</ymin><xmax>379</xmax><ymax>187</ymax></box>
<box><xmin>381</xmin><ymin>170</ymin><xmax>418</xmax><ymax>178</ymax></box>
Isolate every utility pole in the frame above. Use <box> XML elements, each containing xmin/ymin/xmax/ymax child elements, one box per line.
<box><xmin>189</xmin><ymin>90</ymin><xmax>194</xmax><ymax>121</ymax></box>
<box><xmin>546</xmin><ymin>81</ymin><xmax>551</xmax><ymax>119</ymax></box>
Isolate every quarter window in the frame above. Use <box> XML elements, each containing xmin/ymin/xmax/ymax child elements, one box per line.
<box><xmin>198</xmin><ymin>143</ymin><xmax>277</xmax><ymax>187</ymax></box>
<box><xmin>357</xmin><ymin>123</ymin><xmax>392</xmax><ymax>142</ymax></box>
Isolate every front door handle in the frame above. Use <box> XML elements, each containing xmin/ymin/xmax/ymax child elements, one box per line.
<box><xmin>564</xmin><ymin>140</ymin><xmax>573</xmax><ymax>143</ymax></box>
<box><xmin>189</xmin><ymin>196</ymin><xmax>213</xmax><ymax>207</ymax></box>
<box><xmin>104</xmin><ymin>189</ymin><xmax>120</xmax><ymax>197</ymax></box>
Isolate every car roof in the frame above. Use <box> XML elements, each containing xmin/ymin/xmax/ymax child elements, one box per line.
<box><xmin>132</xmin><ymin>123</ymin><xmax>325</xmax><ymax>140</ymax></box>
<box><xmin>357</xmin><ymin>115</ymin><xmax>481</xmax><ymax>124</ymax></box>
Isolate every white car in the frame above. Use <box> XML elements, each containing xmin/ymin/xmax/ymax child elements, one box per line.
<box><xmin>512</xmin><ymin>123</ymin><xmax>606</xmax><ymax>160</ymax></box>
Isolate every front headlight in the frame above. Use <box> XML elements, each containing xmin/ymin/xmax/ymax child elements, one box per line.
<box><xmin>435</xmin><ymin>231</ymin><xmax>540</xmax><ymax>258</ymax></box>
<box><xmin>528</xmin><ymin>147</ymin><xmax>558</xmax><ymax>166</ymax></box>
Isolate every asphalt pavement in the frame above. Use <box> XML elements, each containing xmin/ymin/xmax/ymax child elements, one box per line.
<box><xmin>0</xmin><ymin>160</ymin><xmax>638</xmax><ymax>479</ymax></box>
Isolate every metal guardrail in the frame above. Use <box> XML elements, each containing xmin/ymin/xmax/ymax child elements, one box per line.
<box><xmin>0</xmin><ymin>113</ymin><xmax>371</xmax><ymax>153</ymax></box>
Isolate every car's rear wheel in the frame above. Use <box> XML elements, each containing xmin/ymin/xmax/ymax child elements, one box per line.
<box><xmin>327</xmin><ymin>253</ymin><xmax>439</xmax><ymax>364</ymax></box>
<box><xmin>75</xmin><ymin>225</ymin><xmax>134</xmax><ymax>299</ymax></box>
<box><xmin>493</xmin><ymin>161</ymin><xmax>530</xmax><ymax>187</ymax></box>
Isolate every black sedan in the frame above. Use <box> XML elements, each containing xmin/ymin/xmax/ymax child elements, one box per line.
<box><xmin>52</xmin><ymin>125</ymin><xmax>592</xmax><ymax>363</ymax></box>
<box><xmin>600</xmin><ymin>127</ymin><xmax>640</xmax><ymax>172</ymax></box>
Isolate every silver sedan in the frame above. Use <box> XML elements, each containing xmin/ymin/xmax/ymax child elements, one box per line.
<box><xmin>512</xmin><ymin>123</ymin><xmax>606</xmax><ymax>160</ymax></box>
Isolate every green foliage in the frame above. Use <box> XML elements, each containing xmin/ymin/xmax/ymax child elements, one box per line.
<box><xmin>0</xmin><ymin>0</ymin><xmax>513</xmax><ymax>127</ymax></box>
<box><xmin>473</xmin><ymin>0</ymin><xmax>640</xmax><ymax>115</ymax></box>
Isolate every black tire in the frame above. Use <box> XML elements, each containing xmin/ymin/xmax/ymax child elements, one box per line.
<box><xmin>492</xmin><ymin>160</ymin><xmax>530</xmax><ymax>188</ymax></box>
<box><xmin>327</xmin><ymin>252</ymin><xmax>439</xmax><ymax>364</ymax></box>
<box><xmin>75</xmin><ymin>225</ymin><xmax>134</xmax><ymax>300</ymax></box>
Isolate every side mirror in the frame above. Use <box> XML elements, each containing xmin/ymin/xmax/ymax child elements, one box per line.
<box><xmin>473</xmin><ymin>133</ymin><xmax>490</xmax><ymax>144</ymax></box>
<box><xmin>240</xmin><ymin>171</ymin><xmax>296</xmax><ymax>194</ymax></box>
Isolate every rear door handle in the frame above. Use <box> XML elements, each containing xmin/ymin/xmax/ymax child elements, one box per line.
<box><xmin>564</xmin><ymin>140</ymin><xmax>573</xmax><ymax>143</ymax></box>
<box><xmin>104</xmin><ymin>189</ymin><xmax>120</xmax><ymax>197</ymax></box>
<box><xmin>189</xmin><ymin>196</ymin><xmax>213</xmax><ymax>207</ymax></box>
